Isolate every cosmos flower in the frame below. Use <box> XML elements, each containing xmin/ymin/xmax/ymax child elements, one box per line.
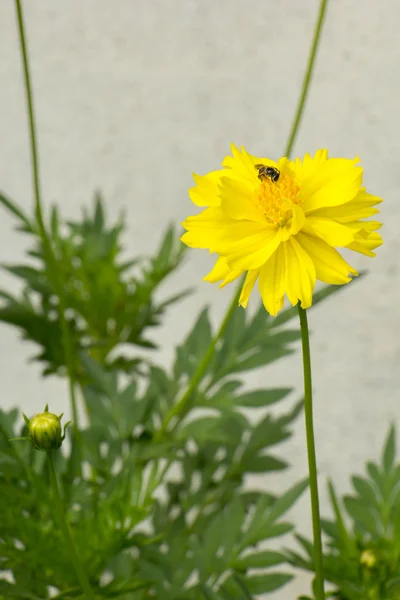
<box><xmin>181</xmin><ymin>146</ymin><xmax>382</xmax><ymax>316</ymax></box>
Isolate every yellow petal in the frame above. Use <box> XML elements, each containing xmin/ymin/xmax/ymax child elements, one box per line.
<box><xmin>258</xmin><ymin>245</ymin><xmax>286</xmax><ymax>316</ymax></box>
<box><xmin>219</xmin><ymin>176</ymin><xmax>264</xmax><ymax>222</ymax></box>
<box><xmin>220</xmin><ymin>224</ymin><xmax>282</xmax><ymax>271</ymax></box>
<box><xmin>189</xmin><ymin>171</ymin><xmax>223</xmax><ymax>207</ymax></box>
<box><xmin>222</xmin><ymin>143</ymin><xmax>259</xmax><ymax>182</ymax></box>
<box><xmin>290</xmin><ymin>203</ymin><xmax>306</xmax><ymax>236</ymax></box>
<box><xmin>307</xmin><ymin>216</ymin><xmax>356</xmax><ymax>247</ymax></box>
<box><xmin>285</xmin><ymin>238</ymin><xmax>316</xmax><ymax>309</ymax></box>
<box><xmin>239</xmin><ymin>269</ymin><xmax>259</xmax><ymax>308</ymax></box>
<box><xmin>292</xmin><ymin>149</ymin><xmax>329</xmax><ymax>182</ymax></box>
<box><xmin>181</xmin><ymin>207</ymin><xmax>231</xmax><ymax>250</ymax></box>
<box><xmin>203</xmin><ymin>256</ymin><xmax>233</xmax><ymax>283</ymax></box>
<box><xmin>296</xmin><ymin>231</ymin><xmax>358</xmax><ymax>284</ymax></box>
<box><xmin>347</xmin><ymin>231</ymin><xmax>383</xmax><ymax>256</ymax></box>
<box><xmin>310</xmin><ymin>188</ymin><xmax>382</xmax><ymax>223</ymax></box>
<box><xmin>301</xmin><ymin>158</ymin><xmax>362</xmax><ymax>212</ymax></box>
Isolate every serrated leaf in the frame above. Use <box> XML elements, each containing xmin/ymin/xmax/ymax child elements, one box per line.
<box><xmin>240</xmin><ymin>454</ymin><xmax>288</xmax><ymax>473</ymax></box>
<box><xmin>343</xmin><ymin>496</ymin><xmax>378</xmax><ymax>534</ymax></box>
<box><xmin>244</xmin><ymin>572</ymin><xmax>293</xmax><ymax>594</ymax></box>
<box><xmin>234</xmin><ymin>387</ymin><xmax>292</xmax><ymax>408</ymax></box>
<box><xmin>221</xmin><ymin>498</ymin><xmax>245</xmax><ymax>559</ymax></box>
<box><xmin>265</xmin><ymin>478</ymin><xmax>308</xmax><ymax>525</ymax></box>
<box><xmin>80</xmin><ymin>353</ymin><xmax>117</xmax><ymax>400</ymax></box>
<box><xmin>351</xmin><ymin>475</ymin><xmax>380</xmax><ymax>508</ymax></box>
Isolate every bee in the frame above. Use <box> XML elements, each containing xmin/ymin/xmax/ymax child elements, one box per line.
<box><xmin>255</xmin><ymin>164</ymin><xmax>280</xmax><ymax>183</ymax></box>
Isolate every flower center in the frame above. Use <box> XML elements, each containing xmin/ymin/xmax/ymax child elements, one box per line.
<box><xmin>255</xmin><ymin>174</ymin><xmax>301</xmax><ymax>227</ymax></box>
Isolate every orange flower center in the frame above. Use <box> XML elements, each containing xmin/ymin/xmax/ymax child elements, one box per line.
<box><xmin>255</xmin><ymin>174</ymin><xmax>301</xmax><ymax>227</ymax></box>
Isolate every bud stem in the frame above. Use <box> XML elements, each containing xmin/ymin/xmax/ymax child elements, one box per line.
<box><xmin>47</xmin><ymin>452</ymin><xmax>96</xmax><ymax>599</ymax></box>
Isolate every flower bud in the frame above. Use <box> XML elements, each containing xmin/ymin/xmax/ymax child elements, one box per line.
<box><xmin>11</xmin><ymin>404</ymin><xmax>71</xmax><ymax>452</ymax></box>
<box><xmin>360</xmin><ymin>549</ymin><xmax>377</xmax><ymax>569</ymax></box>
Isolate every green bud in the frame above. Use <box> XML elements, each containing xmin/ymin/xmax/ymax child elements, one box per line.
<box><xmin>360</xmin><ymin>549</ymin><xmax>377</xmax><ymax>569</ymax></box>
<box><xmin>11</xmin><ymin>404</ymin><xmax>71</xmax><ymax>452</ymax></box>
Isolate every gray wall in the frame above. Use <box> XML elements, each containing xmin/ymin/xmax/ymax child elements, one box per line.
<box><xmin>1</xmin><ymin>1</ymin><xmax>399</xmax><ymax>597</ymax></box>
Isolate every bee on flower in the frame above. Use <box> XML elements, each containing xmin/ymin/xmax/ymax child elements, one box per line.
<box><xmin>181</xmin><ymin>146</ymin><xmax>383</xmax><ymax>316</ymax></box>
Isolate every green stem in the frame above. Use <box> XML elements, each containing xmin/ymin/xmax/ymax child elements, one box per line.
<box><xmin>284</xmin><ymin>0</ymin><xmax>328</xmax><ymax>157</ymax></box>
<box><xmin>158</xmin><ymin>283</ymin><xmax>242</xmax><ymax>436</ymax></box>
<box><xmin>297</xmin><ymin>305</ymin><xmax>325</xmax><ymax>600</ymax></box>
<box><xmin>47</xmin><ymin>452</ymin><xmax>96</xmax><ymax>600</ymax></box>
<box><xmin>14</xmin><ymin>0</ymin><xmax>82</xmax><ymax>469</ymax></box>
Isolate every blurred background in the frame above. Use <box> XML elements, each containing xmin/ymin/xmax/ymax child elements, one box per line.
<box><xmin>0</xmin><ymin>1</ymin><xmax>399</xmax><ymax>597</ymax></box>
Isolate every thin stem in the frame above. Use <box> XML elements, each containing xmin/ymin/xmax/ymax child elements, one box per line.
<box><xmin>47</xmin><ymin>452</ymin><xmax>96</xmax><ymax>600</ymax></box>
<box><xmin>284</xmin><ymin>0</ymin><xmax>328</xmax><ymax>157</ymax></box>
<box><xmin>297</xmin><ymin>305</ymin><xmax>325</xmax><ymax>600</ymax></box>
<box><xmin>14</xmin><ymin>0</ymin><xmax>82</xmax><ymax>468</ymax></box>
<box><xmin>157</xmin><ymin>283</ymin><xmax>242</xmax><ymax>436</ymax></box>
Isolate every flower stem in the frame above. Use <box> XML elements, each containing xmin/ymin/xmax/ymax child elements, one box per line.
<box><xmin>297</xmin><ymin>305</ymin><xmax>325</xmax><ymax>600</ymax></box>
<box><xmin>47</xmin><ymin>452</ymin><xmax>96</xmax><ymax>599</ymax></box>
<box><xmin>14</xmin><ymin>0</ymin><xmax>82</xmax><ymax>470</ymax></box>
<box><xmin>284</xmin><ymin>0</ymin><xmax>328</xmax><ymax>157</ymax></box>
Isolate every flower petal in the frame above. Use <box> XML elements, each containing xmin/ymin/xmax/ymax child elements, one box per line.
<box><xmin>347</xmin><ymin>231</ymin><xmax>383</xmax><ymax>256</ymax></box>
<box><xmin>290</xmin><ymin>204</ymin><xmax>306</xmax><ymax>236</ymax></box>
<box><xmin>181</xmin><ymin>207</ymin><xmax>231</xmax><ymax>250</ymax></box>
<box><xmin>291</xmin><ymin>149</ymin><xmax>329</xmax><ymax>182</ymax></box>
<box><xmin>219</xmin><ymin>223</ymin><xmax>282</xmax><ymax>271</ymax></box>
<box><xmin>301</xmin><ymin>158</ymin><xmax>363</xmax><ymax>212</ymax></box>
<box><xmin>239</xmin><ymin>269</ymin><xmax>259</xmax><ymax>308</ymax></box>
<box><xmin>307</xmin><ymin>216</ymin><xmax>357</xmax><ymax>247</ymax></box>
<box><xmin>258</xmin><ymin>246</ymin><xmax>286</xmax><ymax>316</ymax></box>
<box><xmin>189</xmin><ymin>171</ymin><xmax>223</xmax><ymax>207</ymax></box>
<box><xmin>285</xmin><ymin>238</ymin><xmax>316</xmax><ymax>309</ymax></box>
<box><xmin>296</xmin><ymin>231</ymin><xmax>358</xmax><ymax>284</ymax></box>
<box><xmin>222</xmin><ymin>143</ymin><xmax>260</xmax><ymax>182</ymax></box>
<box><xmin>219</xmin><ymin>176</ymin><xmax>264</xmax><ymax>222</ymax></box>
<box><xmin>203</xmin><ymin>256</ymin><xmax>241</xmax><ymax>288</ymax></box>
<box><xmin>309</xmin><ymin>188</ymin><xmax>382</xmax><ymax>223</ymax></box>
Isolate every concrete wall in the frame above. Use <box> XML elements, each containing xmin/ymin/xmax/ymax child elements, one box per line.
<box><xmin>1</xmin><ymin>1</ymin><xmax>399</xmax><ymax>597</ymax></box>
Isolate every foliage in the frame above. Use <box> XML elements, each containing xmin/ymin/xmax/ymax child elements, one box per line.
<box><xmin>288</xmin><ymin>427</ymin><xmax>400</xmax><ymax>600</ymax></box>
<box><xmin>0</xmin><ymin>192</ymin><xmax>188</xmax><ymax>379</ymax></box>
<box><xmin>0</xmin><ymin>204</ymin><xmax>338</xmax><ymax>599</ymax></box>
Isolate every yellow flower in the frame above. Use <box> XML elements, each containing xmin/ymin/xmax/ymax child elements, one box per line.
<box><xmin>181</xmin><ymin>145</ymin><xmax>382</xmax><ymax>316</ymax></box>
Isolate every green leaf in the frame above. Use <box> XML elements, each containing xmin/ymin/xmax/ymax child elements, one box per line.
<box><xmin>382</xmin><ymin>424</ymin><xmax>396</xmax><ymax>472</ymax></box>
<box><xmin>234</xmin><ymin>387</ymin><xmax>292</xmax><ymax>408</ymax></box>
<box><xmin>343</xmin><ymin>496</ymin><xmax>378</xmax><ymax>534</ymax></box>
<box><xmin>221</xmin><ymin>498</ymin><xmax>245</xmax><ymax>559</ymax></box>
<box><xmin>351</xmin><ymin>475</ymin><xmax>380</xmax><ymax>508</ymax></box>
<box><xmin>174</xmin><ymin>308</ymin><xmax>212</xmax><ymax>379</ymax></box>
<box><xmin>240</xmin><ymin>454</ymin><xmax>288</xmax><ymax>473</ymax></box>
<box><xmin>327</xmin><ymin>480</ymin><xmax>356</xmax><ymax>555</ymax></box>
<box><xmin>178</xmin><ymin>416</ymin><xmax>238</xmax><ymax>444</ymax></box>
<box><xmin>265</xmin><ymin>478</ymin><xmax>309</xmax><ymax>525</ymax></box>
<box><xmin>80</xmin><ymin>353</ymin><xmax>117</xmax><ymax>400</ymax></box>
<box><xmin>245</xmin><ymin>414</ymin><xmax>291</xmax><ymax>454</ymax></box>
<box><xmin>244</xmin><ymin>572</ymin><xmax>293</xmax><ymax>594</ymax></box>
<box><xmin>233</xmin><ymin>550</ymin><xmax>287</xmax><ymax>570</ymax></box>
<box><xmin>0</xmin><ymin>192</ymin><xmax>33</xmax><ymax>231</ymax></box>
